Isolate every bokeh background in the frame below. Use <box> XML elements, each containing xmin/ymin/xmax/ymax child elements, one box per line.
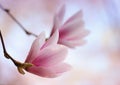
<box><xmin>0</xmin><ymin>0</ymin><xmax>120</xmax><ymax>85</ymax></box>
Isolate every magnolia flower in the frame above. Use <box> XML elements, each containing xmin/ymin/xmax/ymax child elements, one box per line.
<box><xmin>51</xmin><ymin>5</ymin><xmax>89</xmax><ymax>48</ymax></box>
<box><xmin>25</xmin><ymin>30</ymin><xmax>71</xmax><ymax>78</ymax></box>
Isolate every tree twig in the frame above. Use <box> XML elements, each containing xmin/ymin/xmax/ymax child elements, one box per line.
<box><xmin>0</xmin><ymin>4</ymin><xmax>38</xmax><ymax>37</ymax></box>
<box><xmin>0</xmin><ymin>30</ymin><xmax>33</xmax><ymax>74</ymax></box>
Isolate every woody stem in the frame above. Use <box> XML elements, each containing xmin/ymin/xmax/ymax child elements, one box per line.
<box><xmin>0</xmin><ymin>30</ymin><xmax>23</xmax><ymax>66</ymax></box>
<box><xmin>0</xmin><ymin>30</ymin><xmax>33</xmax><ymax>74</ymax></box>
<box><xmin>0</xmin><ymin>4</ymin><xmax>37</xmax><ymax>37</ymax></box>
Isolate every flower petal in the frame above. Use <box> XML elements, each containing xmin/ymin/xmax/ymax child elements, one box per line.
<box><xmin>59</xmin><ymin>10</ymin><xmax>84</xmax><ymax>38</ymax></box>
<box><xmin>60</xmin><ymin>29</ymin><xmax>90</xmax><ymax>40</ymax></box>
<box><xmin>43</xmin><ymin>29</ymin><xmax>59</xmax><ymax>48</ymax></box>
<box><xmin>59</xmin><ymin>39</ymin><xmax>86</xmax><ymax>48</ymax></box>
<box><xmin>26</xmin><ymin>63</ymin><xmax>71</xmax><ymax>78</ymax></box>
<box><xmin>64</xmin><ymin>10</ymin><xmax>83</xmax><ymax>26</ymax></box>
<box><xmin>25</xmin><ymin>32</ymin><xmax>45</xmax><ymax>63</ymax></box>
<box><xmin>51</xmin><ymin>5</ymin><xmax>65</xmax><ymax>35</ymax></box>
<box><xmin>32</xmin><ymin>45</ymin><xmax>68</xmax><ymax>67</ymax></box>
<box><xmin>56</xmin><ymin>4</ymin><xmax>65</xmax><ymax>25</ymax></box>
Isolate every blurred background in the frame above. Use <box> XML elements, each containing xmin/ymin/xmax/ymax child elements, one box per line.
<box><xmin>0</xmin><ymin>0</ymin><xmax>120</xmax><ymax>85</ymax></box>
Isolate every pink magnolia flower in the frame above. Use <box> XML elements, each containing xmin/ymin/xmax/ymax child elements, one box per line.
<box><xmin>51</xmin><ymin>5</ymin><xmax>89</xmax><ymax>48</ymax></box>
<box><xmin>25</xmin><ymin>30</ymin><xmax>71</xmax><ymax>78</ymax></box>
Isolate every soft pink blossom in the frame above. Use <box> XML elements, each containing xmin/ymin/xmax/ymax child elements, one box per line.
<box><xmin>51</xmin><ymin>5</ymin><xmax>89</xmax><ymax>48</ymax></box>
<box><xmin>25</xmin><ymin>30</ymin><xmax>71</xmax><ymax>78</ymax></box>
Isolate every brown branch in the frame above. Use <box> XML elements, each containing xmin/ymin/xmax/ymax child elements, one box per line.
<box><xmin>0</xmin><ymin>4</ymin><xmax>38</xmax><ymax>37</ymax></box>
<box><xmin>0</xmin><ymin>30</ymin><xmax>33</xmax><ymax>74</ymax></box>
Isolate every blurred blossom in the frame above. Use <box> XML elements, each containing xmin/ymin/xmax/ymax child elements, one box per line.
<box><xmin>51</xmin><ymin>5</ymin><xmax>89</xmax><ymax>48</ymax></box>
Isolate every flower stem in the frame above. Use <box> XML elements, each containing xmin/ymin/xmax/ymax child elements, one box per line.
<box><xmin>0</xmin><ymin>30</ymin><xmax>20</xmax><ymax>64</ymax></box>
<box><xmin>0</xmin><ymin>30</ymin><xmax>33</xmax><ymax>74</ymax></box>
<box><xmin>0</xmin><ymin>4</ymin><xmax>38</xmax><ymax>37</ymax></box>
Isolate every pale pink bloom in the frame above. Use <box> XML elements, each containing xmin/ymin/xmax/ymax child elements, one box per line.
<box><xmin>25</xmin><ymin>30</ymin><xmax>71</xmax><ymax>78</ymax></box>
<box><xmin>51</xmin><ymin>5</ymin><xmax>89</xmax><ymax>48</ymax></box>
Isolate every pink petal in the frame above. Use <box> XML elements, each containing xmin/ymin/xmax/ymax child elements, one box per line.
<box><xmin>25</xmin><ymin>32</ymin><xmax>45</xmax><ymax>63</ymax></box>
<box><xmin>56</xmin><ymin>4</ymin><xmax>65</xmax><ymax>25</ymax></box>
<box><xmin>51</xmin><ymin>5</ymin><xmax>65</xmax><ymax>35</ymax></box>
<box><xmin>59</xmin><ymin>10</ymin><xmax>84</xmax><ymax>37</ymax></box>
<box><xmin>59</xmin><ymin>22</ymin><xmax>84</xmax><ymax>39</ymax></box>
<box><xmin>32</xmin><ymin>45</ymin><xmax>68</xmax><ymax>67</ymax></box>
<box><xmin>59</xmin><ymin>39</ymin><xmax>86</xmax><ymax>48</ymax></box>
<box><xmin>60</xmin><ymin>29</ymin><xmax>90</xmax><ymax>40</ymax></box>
<box><xmin>60</xmin><ymin>10</ymin><xmax>83</xmax><ymax>31</ymax></box>
<box><xmin>64</xmin><ymin>10</ymin><xmax>83</xmax><ymax>26</ymax></box>
<box><xmin>26</xmin><ymin>63</ymin><xmax>71</xmax><ymax>78</ymax></box>
<box><xmin>59</xmin><ymin>10</ymin><xmax>85</xmax><ymax>40</ymax></box>
<box><xmin>43</xmin><ymin>29</ymin><xmax>59</xmax><ymax>48</ymax></box>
